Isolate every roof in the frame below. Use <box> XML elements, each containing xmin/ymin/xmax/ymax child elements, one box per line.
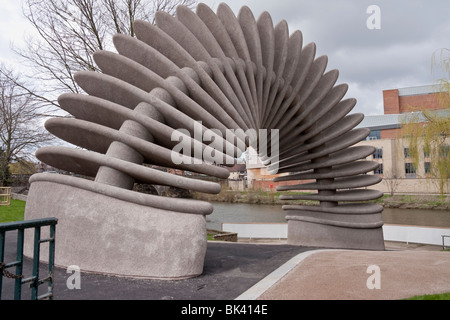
<box><xmin>356</xmin><ymin>108</ymin><xmax>450</xmax><ymax>131</ymax></box>
<box><xmin>355</xmin><ymin>114</ymin><xmax>401</xmax><ymax>131</ymax></box>
<box><xmin>398</xmin><ymin>84</ymin><xmax>442</xmax><ymax>97</ymax></box>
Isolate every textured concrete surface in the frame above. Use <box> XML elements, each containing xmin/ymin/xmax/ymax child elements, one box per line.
<box><xmin>24</xmin><ymin>180</ymin><xmax>209</xmax><ymax>279</ymax></box>
<box><xmin>258</xmin><ymin>249</ymin><xmax>450</xmax><ymax>300</ymax></box>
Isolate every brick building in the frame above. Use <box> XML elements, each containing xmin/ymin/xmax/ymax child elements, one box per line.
<box><xmin>383</xmin><ymin>85</ymin><xmax>444</xmax><ymax>115</ymax></box>
<box><xmin>357</xmin><ymin>84</ymin><xmax>449</xmax><ymax>194</ymax></box>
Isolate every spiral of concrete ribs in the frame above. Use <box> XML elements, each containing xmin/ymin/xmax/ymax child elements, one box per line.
<box><xmin>32</xmin><ymin>3</ymin><xmax>385</xmax><ymax>250</ymax></box>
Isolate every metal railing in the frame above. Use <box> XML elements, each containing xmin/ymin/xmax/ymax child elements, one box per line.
<box><xmin>443</xmin><ymin>235</ymin><xmax>450</xmax><ymax>251</ymax></box>
<box><xmin>0</xmin><ymin>218</ymin><xmax>58</xmax><ymax>300</ymax></box>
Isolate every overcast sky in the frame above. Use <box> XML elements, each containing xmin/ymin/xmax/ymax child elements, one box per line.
<box><xmin>1</xmin><ymin>0</ymin><xmax>449</xmax><ymax>116</ymax></box>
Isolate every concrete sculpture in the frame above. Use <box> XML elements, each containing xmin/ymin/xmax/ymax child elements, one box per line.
<box><xmin>24</xmin><ymin>3</ymin><xmax>385</xmax><ymax>279</ymax></box>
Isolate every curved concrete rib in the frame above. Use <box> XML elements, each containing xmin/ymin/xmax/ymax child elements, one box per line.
<box><xmin>36</xmin><ymin>147</ymin><xmax>222</xmax><ymax>194</ymax></box>
<box><xmin>277</xmin><ymin>175</ymin><xmax>382</xmax><ymax>191</ymax></box>
<box><xmin>29</xmin><ymin>173</ymin><xmax>214</xmax><ymax>216</ymax></box>
<box><xmin>26</xmin><ymin>3</ymin><xmax>385</xmax><ymax>279</ymax></box>
<box><xmin>282</xmin><ymin>203</ymin><xmax>384</xmax><ymax>215</ymax></box>
<box><xmin>45</xmin><ymin>118</ymin><xmax>230</xmax><ymax>179</ymax></box>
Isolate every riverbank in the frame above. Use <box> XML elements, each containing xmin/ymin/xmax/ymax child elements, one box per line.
<box><xmin>381</xmin><ymin>194</ymin><xmax>450</xmax><ymax>210</ymax></box>
<box><xmin>193</xmin><ymin>189</ymin><xmax>450</xmax><ymax>210</ymax></box>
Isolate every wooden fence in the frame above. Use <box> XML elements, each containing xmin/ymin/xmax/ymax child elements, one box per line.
<box><xmin>0</xmin><ymin>187</ymin><xmax>11</xmax><ymax>206</ymax></box>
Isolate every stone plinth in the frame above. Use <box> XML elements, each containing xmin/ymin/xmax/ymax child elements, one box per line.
<box><xmin>24</xmin><ymin>175</ymin><xmax>209</xmax><ymax>279</ymax></box>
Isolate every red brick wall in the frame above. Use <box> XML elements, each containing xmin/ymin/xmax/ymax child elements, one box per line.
<box><xmin>383</xmin><ymin>90</ymin><xmax>445</xmax><ymax>115</ymax></box>
<box><xmin>380</xmin><ymin>128</ymin><xmax>400</xmax><ymax>139</ymax></box>
<box><xmin>398</xmin><ymin>93</ymin><xmax>441</xmax><ymax>113</ymax></box>
<box><xmin>383</xmin><ymin>89</ymin><xmax>400</xmax><ymax>114</ymax></box>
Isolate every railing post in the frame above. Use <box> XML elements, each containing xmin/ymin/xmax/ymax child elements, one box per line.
<box><xmin>443</xmin><ymin>235</ymin><xmax>450</xmax><ymax>251</ymax></box>
<box><xmin>0</xmin><ymin>231</ymin><xmax>5</xmax><ymax>300</ymax></box>
<box><xmin>31</xmin><ymin>227</ymin><xmax>41</xmax><ymax>300</ymax></box>
<box><xmin>47</xmin><ymin>224</ymin><xmax>56</xmax><ymax>300</ymax></box>
<box><xmin>14</xmin><ymin>229</ymin><xmax>25</xmax><ymax>300</ymax></box>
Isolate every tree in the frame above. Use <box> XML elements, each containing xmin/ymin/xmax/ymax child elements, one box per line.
<box><xmin>401</xmin><ymin>49</ymin><xmax>450</xmax><ymax>198</ymax></box>
<box><xmin>432</xmin><ymin>48</ymin><xmax>450</xmax><ymax>99</ymax></box>
<box><xmin>0</xmin><ymin>149</ymin><xmax>11</xmax><ymax>187</ymax></box>
<box><xmin>0</xmin><ymin>64</ymin><xmax>53</xmax><ymax>186</ymax></box>
<box><xmin>10</xmin><ymin>0</ymin><xmax>197</xmax><ymax>111</ymax></box>
<box><xmin>383</xmin><ymin>168</ymin><xmax>401</xmax><ymax>197</ymax></box>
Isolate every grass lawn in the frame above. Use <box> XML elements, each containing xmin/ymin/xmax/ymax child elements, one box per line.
<box><xmin>405</xmin><ymin>292</ymin><xmax>450</xmax><ymax>300</ymax></box>
<box><xmin>0</xmin><ymin>199</ymin><xmax>26</xmax><ymax>223</ymax></box>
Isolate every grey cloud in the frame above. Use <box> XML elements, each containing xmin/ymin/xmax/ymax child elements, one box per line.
<box><xmin>2</xmin><ymin>0</ymin><xmax>449</xmax><ymax>115</ymax></box>
<box><xmin>206</xmin><ymin>0</ymin><xmax>449</xmax><ymax>114</ymax></box>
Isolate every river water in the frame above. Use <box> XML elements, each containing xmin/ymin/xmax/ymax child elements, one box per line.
<box><xmin>206</xmin><ymin>202</ymin><xmax>450</xmax><ymax>231</ymax></box>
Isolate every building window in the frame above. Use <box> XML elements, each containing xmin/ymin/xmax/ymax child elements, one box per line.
<box><xmin>405</xmin><ymin>163</ymin><xmax>416</xmax><ymax>178</ymax></box>
<box><xmin>373</xmin><ymin>148</ymin><xmax>383</xmax><ymax>159</ymax></box>
<box><xmin>374</xmin><ymin>163</ymin><xmax>383</xmax><ymax>175</ymax></box>
<box><xmin>425</xmin><ymin>162</ymin><xmax>431</xmax><ymax>174</ymax></box>
<box><xmin>440</xmin><ymin>145</ymin><xmax>450</xmax><ymax>157</ymax></box>
<box><xmin>366</xmin><ymin>130</ymin><xmax>380</xmax><ymax>141</ymax></box>
<box><xmin>404</xmin><ymin>147</ymin><xmax>411</xmax><ymax>158</ymax></box>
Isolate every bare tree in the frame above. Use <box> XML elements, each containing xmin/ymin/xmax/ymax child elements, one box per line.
<box><xmin>11</xmin><ymin>0</ymin><xmax>197</xmax><ymax>111</ymax></box>
<box><xmin>382</xmin><ymin>169</ymin><xmax>401</xmax><ymax>197</ymax></box>
<box><xmin>0</xmin><ymin>64</ymin><xmax>53</xmax><ymax>185</ymax></box>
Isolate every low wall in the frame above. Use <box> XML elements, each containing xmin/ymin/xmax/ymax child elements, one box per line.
<box><xmin>222</xmin><ymin>223</ymin><xmax>450</xmax><ymax>247</ymax></box>
<box><xmin>222</xmin><ymin>223</ymin><xmax>288</xmax><ymax>239</ymax></box>
<box><xmin>383</xmin><ymin>225</ymin><xmax>450</xmax><ymax>247</ymax></box>
<box><xmin>11</xmin><ymin>193</ymin><xmax>28</xmax><ymax>202</ymax></box>
<box><xmin>226</xmin><ymin>180</ymin><xmax>246</xmax><ymax>191</ymax></box>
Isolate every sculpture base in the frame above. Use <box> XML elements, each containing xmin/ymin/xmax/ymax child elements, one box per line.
<box><xmin>24</xmin><ymin>177</ymin><xmax>208</xmax><ymax>279</ymax></box>
<box><xmin>287</xmin><ymin>213</ymin><xmax>385</xmax><ymax>251</ymax></box>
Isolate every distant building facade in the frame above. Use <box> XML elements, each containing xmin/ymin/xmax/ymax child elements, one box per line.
<box><xmin>383</xmin><ymin>85</ymin><xmax>444</xmax><ymax>115</ymax></box>
<box><xmin>357</xmin><ymin>84</ymin><xmax>449</xmax><ymax>194</ymax></box>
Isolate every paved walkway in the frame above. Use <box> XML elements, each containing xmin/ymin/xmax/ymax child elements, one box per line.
<box><xmin>2</xmin><ymin>229</ymin><xmax>449</xmax><ymax>300</ymax></box>
<box><xmin>252</xmin><ymin>247</ymin><xmax>450</xmax><ymax>300</ymax></box>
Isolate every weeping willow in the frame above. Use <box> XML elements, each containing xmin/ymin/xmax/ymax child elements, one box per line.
<box><xmin>401</xmin><ymin>49</ymin><xmax>450</xmax><ymax>198</ymax></box>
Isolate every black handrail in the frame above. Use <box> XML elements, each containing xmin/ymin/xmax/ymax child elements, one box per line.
<box><xmin>0</xmin><ymin>218</ymin><xmax>58</xmax><ymax>300</ymax></box>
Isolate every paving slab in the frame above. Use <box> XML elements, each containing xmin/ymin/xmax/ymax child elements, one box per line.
<box><xmin>257</xmin><ymin>249</ymin><xmax>450</xmax><ymax>300</ymax></box>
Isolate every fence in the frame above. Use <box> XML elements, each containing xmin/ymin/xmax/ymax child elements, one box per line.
<box><xmin>0</xmin><ymin>218</ymin><xmax>58</xmax><ymax>300</ymax></box>
<box><xmin>0</xmin><ymin>187</ymin><xmax>11</xmax><ymax>206</ymax></box>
